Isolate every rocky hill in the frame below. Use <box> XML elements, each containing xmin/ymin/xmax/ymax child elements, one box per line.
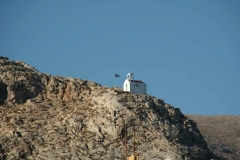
<box><xmin>187</xmin><ymin>115</ymin><xmax>240</xmax><ymax>160</ymax></box>
<box><xmin>0</xmin><ymin>56</ymin><xmax>224</xmax><ymax>160</ymax></box>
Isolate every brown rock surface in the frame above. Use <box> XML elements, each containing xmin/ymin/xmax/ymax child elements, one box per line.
<box><xmin>187</xmin><ymin>115</ymin><xmax>240</xmax><ymax>160</ymax></box>
<box><xmin>0</xmin><ymin>56</ymin><xmax>224</xmax><ymax>159</ymax></box>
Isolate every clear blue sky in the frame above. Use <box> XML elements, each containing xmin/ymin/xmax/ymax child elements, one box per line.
<box><xmin>1</xmin><ymin>0</ymin><xmax>239</xmax><ymax>115</ymax></box>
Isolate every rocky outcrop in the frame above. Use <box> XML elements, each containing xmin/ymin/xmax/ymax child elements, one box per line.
<box><xmin>187</xmin><ymin>115</ymin><xmax>240</xmax><ymax>160</ymax></box>
<box><xmin>0</xmin><ymin>56</ymin><xmax>224</xmax><ymax>160</ymax></box>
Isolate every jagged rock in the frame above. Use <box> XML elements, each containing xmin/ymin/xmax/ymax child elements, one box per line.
<box><xmin>0</xmin><ymin>56</ymin><xmax>9</xmax><ymax>60</ymax></box>
<box><xmin>0</xmin><ymin>56</ymin><xmax>225</xmax><ymax>160</ymax></box>
<box><xmin>7</xmin><ymin>80</ymin><xmax>42</xmax><ymax>103</ymax></box>
<box><xmin>0</xmin><ymin>80</ymin><xmax>8</xmax><ymax>104</ymax></box>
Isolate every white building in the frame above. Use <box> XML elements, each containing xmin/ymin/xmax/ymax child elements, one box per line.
<box><xmin>123</xmin><ymin>73</ymin><xmax>147</xmax><ymax>94</ymax></box>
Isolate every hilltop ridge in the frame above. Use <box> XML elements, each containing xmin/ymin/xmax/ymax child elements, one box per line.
<box><xmin>0</xmin><ymin>56</ymin><xmax>223</xmax><ymax>160</ymax></box>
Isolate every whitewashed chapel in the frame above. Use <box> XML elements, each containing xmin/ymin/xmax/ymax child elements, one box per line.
<box><xmin>123</xmin><ymin>73</ymin><xmax>147</xmax><ymax>94</ymax></box>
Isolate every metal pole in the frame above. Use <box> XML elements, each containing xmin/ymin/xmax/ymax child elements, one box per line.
<box><xmin>125</xmin><ymin>124</ymin><xmax>127</xmax><ymax>160</ymax></box>
<box><xmin>133</xmin><ymin>125</ymin><xmax>136</xmax><ymax>155</ymax></box>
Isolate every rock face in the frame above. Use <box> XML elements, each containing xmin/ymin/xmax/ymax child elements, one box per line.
<box><xmin>0</xmin><ymin>56</ymin><xmax>223</xmax><ymax>160</ymax></box>
<box><xmin>187</xmin><ymin>115</ymin><xmax>240</xmax><ymax>160</ymax></box>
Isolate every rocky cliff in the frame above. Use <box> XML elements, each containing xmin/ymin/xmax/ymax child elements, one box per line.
<box><xmin>187</xmin><ymin>115</ymin><xmax>240</xmax><ymax>160</ymax></box>
<box><xmin>0</xmin><ymin>56</ymin><xmax>223</xmax><ymax>160</ymax></box>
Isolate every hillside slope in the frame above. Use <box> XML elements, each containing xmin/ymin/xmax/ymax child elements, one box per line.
<box><xmin>187</xmin><ymin>115</ymin><xmax>240</xmax><ymax>160</ymax></box>
<box><xmin>0</xmin><ymin>56</ymin><xmax>223</xmax><ymax>160</ymax></box>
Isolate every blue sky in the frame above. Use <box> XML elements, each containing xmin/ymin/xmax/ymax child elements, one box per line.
<box><xmin>1</xmin><ymin>0</ymin><xmax>239</xmax><ymax>115</ymax></box>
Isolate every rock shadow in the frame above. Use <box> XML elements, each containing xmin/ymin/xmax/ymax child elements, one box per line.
<box><xmin>0</xmin><ymin>80</ymin><xmax>8</xmax><ymax>105</ymax></box>
<box><xmin>8</xmin><ymin>79</ymin><xmax>43</xmax><ymax>104</ymax></box>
